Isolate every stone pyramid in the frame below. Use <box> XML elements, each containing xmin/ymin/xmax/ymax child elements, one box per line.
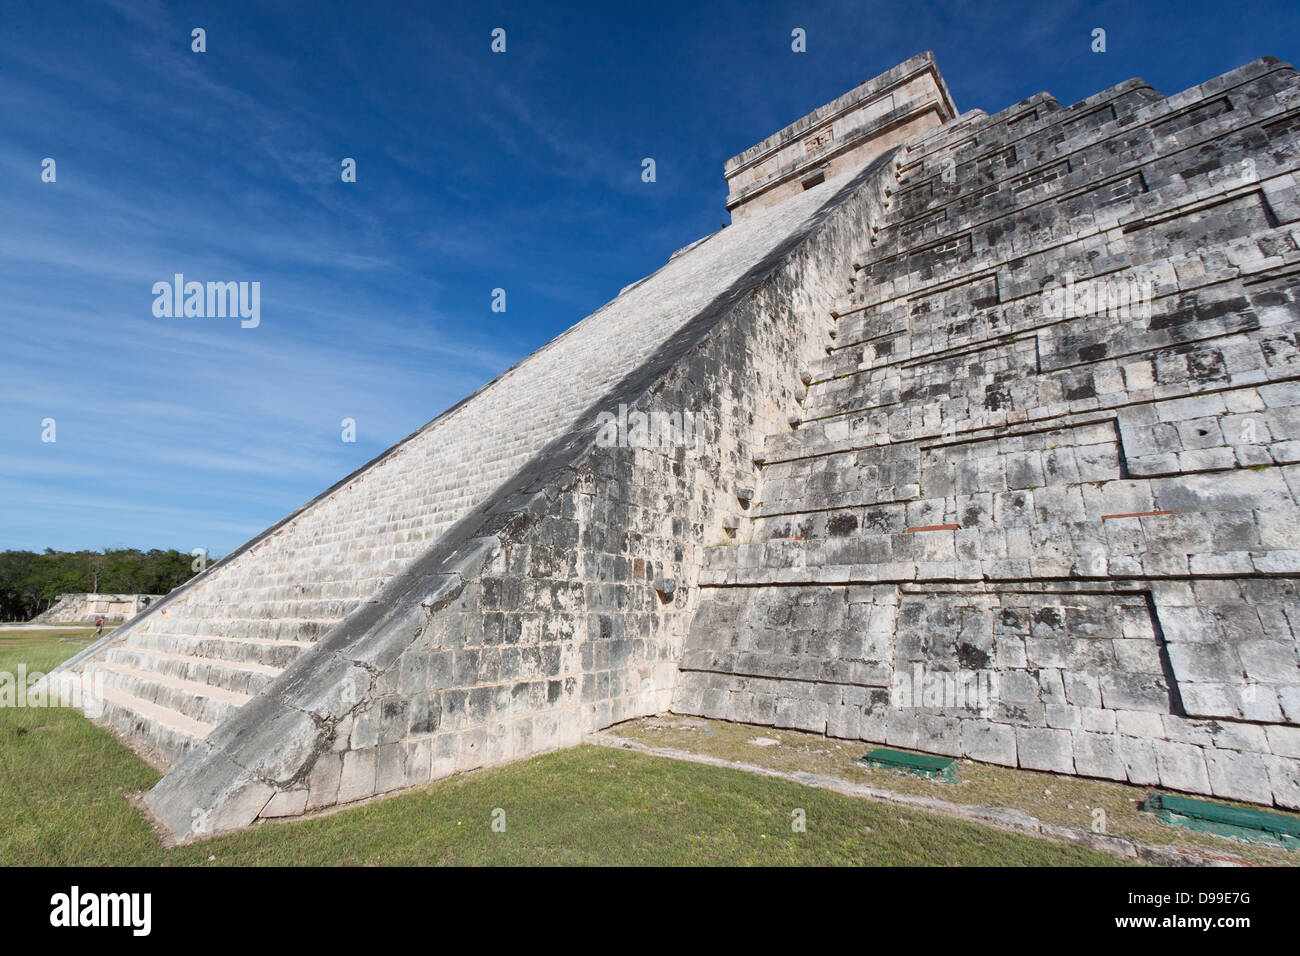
<box><xmin>45</xmin><ymin>52</ymin><xmax>1300</xmax><ymax>841</ymax></box>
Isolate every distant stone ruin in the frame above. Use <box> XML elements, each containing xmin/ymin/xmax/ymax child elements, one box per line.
<box><xmin>30</xmin><ymin>593</ymin><xmax>161</xmax><ymax>625</ymax></box>
<box><xmin>42</xmin><ymin>52</ymin><xmax>1300</xmax><ymax>841</ymax></box>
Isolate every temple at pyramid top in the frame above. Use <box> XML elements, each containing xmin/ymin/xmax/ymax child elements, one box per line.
<box><xmin>724</xmin><ymin>51</ymin><xmax>958</xmax><ymax>220</ymax></box>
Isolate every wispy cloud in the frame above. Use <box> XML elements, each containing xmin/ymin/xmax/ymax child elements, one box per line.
<box><xmin>4</xmin><ymin>0</ymin><xmax>1296</xmax><ymax>554</ymax></box>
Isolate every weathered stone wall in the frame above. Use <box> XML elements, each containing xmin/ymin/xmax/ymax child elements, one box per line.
<box><xmin>139</xmin><ymin>156</ymin><xmax>895</xmax><ymax>841</ymax></box>
<box><xmin>676</xmin><ymin>57</ymin><xmax>1300</xmax><ymax>808</ymax></box>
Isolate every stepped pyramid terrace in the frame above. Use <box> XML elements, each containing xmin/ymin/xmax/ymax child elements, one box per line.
<box><xmin>42</xmin><ymin>51</ymin><xmax>1300</xmax><ymax>842</ymax></box>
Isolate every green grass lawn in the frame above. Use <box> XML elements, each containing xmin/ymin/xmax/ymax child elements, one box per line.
<box><xmin>0</xmin><ymin>629</ymin><xmax>1129</xmax><ymax>866</ymax></box>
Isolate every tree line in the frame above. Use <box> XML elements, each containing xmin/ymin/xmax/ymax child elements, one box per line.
<box><xmin>0</xmin><ymin>549</ymin><xmax>206</xmax><ymax>621</ymax></box>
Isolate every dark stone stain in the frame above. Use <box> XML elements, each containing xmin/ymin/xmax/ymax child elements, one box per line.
<box><xmin>827</xmin><ymin>513</ymin><xmax>859</xmax><ymax>536</ymax></box>
<box><xmin>957</xmin><ymin>643</ymin><xmax>991</xmax><ymax>669</ymax></box>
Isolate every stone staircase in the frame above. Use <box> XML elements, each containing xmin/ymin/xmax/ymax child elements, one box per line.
<box><xmin>83</xmin><ymin>517</ymin><xmax>443</xmax><ymax>767</ymax></box>
<box><xmin>52</xmin><ymin>157</ymin><xmax>880</xmax><ymax>775</ymax></box>
<box><xmin>68</xmin><ymin>403</ymin><xmax>519</xmax><ymax>768</ymax></box>
<box><xmin>674</xmin><ymin>57</ymin><xmax>1300</xmax><ymax>804</ymax></box>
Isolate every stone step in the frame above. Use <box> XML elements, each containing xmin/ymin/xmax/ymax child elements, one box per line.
<box><xmin>760</xmin><ymin>419</ymin><xmax>1125</xmax><ymax>517</ymax></box>
<box><xmin>868</xmin><ymin>173</ymin><xmax>1283</xmax><ymax>321</ymax></box>
<box><xmin>95</xmin><ymin>683</ymin><xmax>214</xmax><ymax>769</ymax></box>
<box><xmin>702</xmin><ymin>517</ymin><xmax>1293</xmax><ymax>584</ymax></box>
<box><xmin>861</xmin><ymin>159</ymin><xmax>1293</xmax><ymax>331</ymax></box>
<box><xmin>884</xmin><ymin>79</ymin><xmax>1291</xmax><ymax>254</ymax></box>
<box><xmin>141</xmin><ymin>616</ymin><xmax>337</xmax><ymax>642</ymax></box>
<box><xmin>751</xmin><ymin>461</ymin><xmax>1286</xmax><ymax>541</ymax></box>
<box><xmin>896</xmin><ymin>83</ymin><xmax>1161</xmax><ymax>189</ymax></box>
<box><xmin>150</xmin><ymin>598</ymin><xmax>357</xmax><ymax>621</ymax></box>
<box><xmin>105</xmin><ymin>646</ymin><xmax>278</xmax><ymax>697</ymax></box>
<box><xmin>125</xmin><ymin>630</ymin><xmax>313</xmax><ymax>669</ymax></box>
<box><xmin>93</xmin><ymin>662</ymin><xmax>252</xmax><ymax>728</ymax></box>
<box><xmin>767</xmin><ymin>395</ymin><xmax>1101</xmax><ymax>465</ymax></box>
<box><xmin>179</xmin><ymin>576</ymin><xmax>389</xmax><ymax>603</ymax></box>
<box><xmin>241</xmin><ymin>538</ymin><xmax>432</xmax><ymax>562</ymax></box>
<box><xmin>849</xmin><ymin>213</ymin><xmax>1294</xmax><ymax>354</ymax></box>
<box><xmin>241</xmin><ymin>524</ymin><xmax>440</xmax><ymax>555</ymax></box>
<box><xmin>897</xmin><ymin>92</ymin><xmax>1063</xmax><ymax>171</ymax></box>
<box><xmin>795</xmin><ymin>290</ymin><xmax>1288</xmax><ymax>429</ymax></box>
<box><xmin>895</xmin><ymin>110</ymin><xmax>988</xmax><ymax>171</ymax></box>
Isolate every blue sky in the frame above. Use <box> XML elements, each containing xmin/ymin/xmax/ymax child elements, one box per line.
<box><xmin>2</xmin><ymin>0</ymin><xmax>1298</xmax><ymax>557</ymax></box>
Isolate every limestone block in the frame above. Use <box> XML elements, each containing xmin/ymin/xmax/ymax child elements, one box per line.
<box><xmin>884</xmin><ymin>708</ymin><xmax>921</xmax><ymax>750</ymax></box>
<box><xmin>262</xmin><ymin>789</ymin><xmax>310</xmax><ymax>819</ymax></box>
<box><xmin>305</xmin><ymin>753</ymin><xmax>343</xmax><ymax>811</ymax></box>
<box><xmin>960</xmin><ymin>719</ymin><xmax>1017</xmax><ymax>767</ymax></box>
<box><xmin>1016</xmin><ymin>727</ymin><xmax>1076</xmax><ymax>774</ymax></box>
<box><xmin>1266</xmin><ymin>755</ymin><xmax>1300</xmax><ymax>809</ymax></box>
<box><xmin>1119</xmin><ymin>735</ymin><xmax>1161</xmax><ymax>786</ymax></box>
<box><xmin>337</xmin><ymin>748</ymin><xmax>378</xmax><ymax>804</ymax></box>
<box><xmin>1072</xmin><ymin>731</ymin><xmax>1126</xmax><ymax>781</ymax></box>
<box><xmin>1204</xmin><ymin>748</ymin><xmax>1274</xmax><ymax>803</ymax></box>
<box><xmin>1152</xmin><ymin>740</ymin><xmax>1211</xmax><ymax>794</ymax></box>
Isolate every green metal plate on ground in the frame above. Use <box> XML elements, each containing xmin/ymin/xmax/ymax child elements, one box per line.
<box><xmin>1142</xmin><ymin>793</ymin><xmax>1300</xmax><ymax>850</ymax></box>
<box><xmin>858</xmin><ymin>748</ymin><xmax>957</xmax><ymax>782</ymax></box>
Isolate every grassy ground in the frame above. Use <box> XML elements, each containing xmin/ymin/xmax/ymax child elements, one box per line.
<box><xmin>608</xmin><ymin>715</ymin><xmax>1300</xmax><ymax>866</ymax></box>
<box><xmin>0</xmin><ymin>625</ymin><xmax>100</xmax><ymax>670</ymax></box>
<box><xmin>1</xmin><ymin>629</ymin><xmax>1127</xmax><ymax>865</ymax></box>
